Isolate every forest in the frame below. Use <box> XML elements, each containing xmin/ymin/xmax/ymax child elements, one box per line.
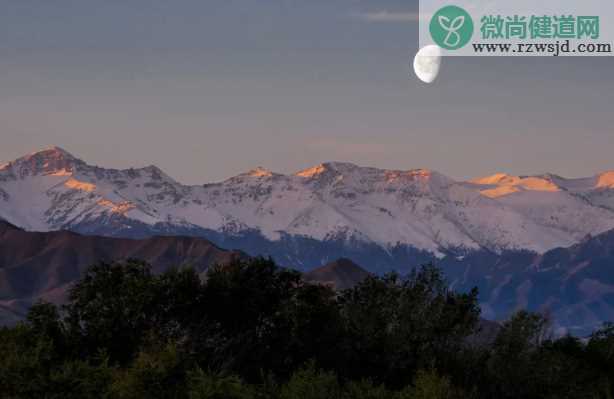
<box><xmin>1</xmin><ymin>258</ymin><xmax>613</xmax><ymax>399</ymax></box>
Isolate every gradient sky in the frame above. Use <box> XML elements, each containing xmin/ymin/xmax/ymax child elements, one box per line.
<box><xmin>0</xmin><ymin>0</ymin><xmax>612</xmax><ymax>183</ymax></box>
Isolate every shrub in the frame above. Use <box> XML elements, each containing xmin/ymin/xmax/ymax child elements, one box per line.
<box><xmin>280</xmin><ymin>361</ymin><xmax>340</xmax><ymax>399</ymax></box>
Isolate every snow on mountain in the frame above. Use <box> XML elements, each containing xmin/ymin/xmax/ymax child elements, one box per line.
<box><xmin>2</xmin><ymin>147</ymin><xmax>614</xmax><ymax>256</ymax></box>
<box><xmin>467</xmin><ymin>173</ymin><xmax>614</xmax><ymax>249</ymax></box>
<box><xmin>596</xmin><ymin>171</ymin><xmax>614</xmax><ymax>189</ymax></box>
<box><xmin>541</xmin><ymin>171</ymin><xmax>614</xmax><ymax>212</ymax></box>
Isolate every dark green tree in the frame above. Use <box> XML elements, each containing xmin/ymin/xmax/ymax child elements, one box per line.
<box><xmin>110</xmin><ymin>343</ymin><xmax>187</xmax><ymax>399</ymax></box>
<box><xmin>586</xmin><ymin>323</ymin><xmax>614</xmax><ymax>398</ymax></box>
<box><xmin>187</xmin><ymin>368</ymin><xmax>253</xmax><ymax>399</ymax></box>
<box><xmin>487</xmin><ymin>311</ymin><xmax>552</xmax><ymax>399</ymax></box>
<box><xmin>270</xmin><ymin>283</ymin><xmax>344</xmax><ymax>377</ymax></box>
<box><xmin>199</xmin><ymin>257</ymin><xmax>304</xmax><ymax>380</ymax></box>
<box><xmin>152</xmin><ymin>266</ymin><xmax>206</xmax><ymax>343</ymax></box>
<box><xmin>27</xmin><ymin>300</ymin><xmax>68</xmax><ymax>359</ymax></box>
<box><xmin>339</xmin><ymin>264</ymin><xmax>480</xmax><ymax>387</ymax></box>
<box><xmin>279</xmin><ymin>361</ymin><xmax>341</xmax><ymax>399</ymax></box>
<box><xmin>0</xmin><ymin>324</ymin><xmax>56</xmax><ymax>397</ymax></box>
<box><xmin>64</xmin><ymin>259</ymin><xmax>159</xmax><ymax>364</ymax></box>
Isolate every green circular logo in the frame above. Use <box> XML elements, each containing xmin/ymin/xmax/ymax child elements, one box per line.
<box><xmin>429</xmin><ymin>5</ymin><xmax>474</xmax><ymax>50</ymax></box>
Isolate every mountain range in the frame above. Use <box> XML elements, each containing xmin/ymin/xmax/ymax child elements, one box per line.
<box><xmin>2</xmin><ymin>147</ymin><xmax>614</xmax><ymax>271</ymax></box>
<box><xmin>2</xmin><ymin>219</ymin><xmax>613</xmax><ymax>335</ymax></box>
<box><xmin>2</xmin><ymin>147</ymin><xmax>614</xmax><ymax>334</ymax></box>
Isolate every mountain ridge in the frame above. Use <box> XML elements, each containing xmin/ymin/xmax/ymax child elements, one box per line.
<box><xmin>0</xmin><ymin>220</ymin><xmax>245</xmax><ymax>325</ymax></box>
<box><xmin>2</xmin><ymin>147</ymin><xmax>614</xmax><ymax>270</ymax></box>
<box><xmin>3</xmin><ymin>147</ymin><xmax>613</xmax><ymax>188</ymax></box>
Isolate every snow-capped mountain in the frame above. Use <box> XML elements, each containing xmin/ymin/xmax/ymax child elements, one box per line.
<box><xmin>2</xmin><ymin>147</ymin><xmax>614</xmax><ymax>270</ymax></box>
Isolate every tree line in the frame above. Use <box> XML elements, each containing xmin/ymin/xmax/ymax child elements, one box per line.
<box><xmin>1</xmin><ymin>258</ymin><xmax>613</xmax><ymax>398</ymax></box>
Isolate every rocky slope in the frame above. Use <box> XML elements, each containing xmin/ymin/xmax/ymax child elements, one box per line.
<box><xmin>439</xmin><ymin>229</ymin><xmax>614</xmax><ymax>336</ymax></box>
<box><xmin>0</xmin><ymin>220</ymin><xmax>243</xmax><ymax>325</ymax></box>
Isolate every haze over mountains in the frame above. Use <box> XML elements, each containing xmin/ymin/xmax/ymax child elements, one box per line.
<box><xmin>2</xmin><ymin>147</ymin><xmax>614</xmax><ymax>271</ymax></box>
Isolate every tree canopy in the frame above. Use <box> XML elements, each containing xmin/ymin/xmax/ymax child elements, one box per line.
<box><xmin>0</xmin><ymin>258</ymin><xmax>613</xmax><ymax>398</ymax></box>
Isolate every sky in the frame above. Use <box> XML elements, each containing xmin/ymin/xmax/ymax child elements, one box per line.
<box><xmin>0</xmin><ymin>0</ymin><xmax>612</xmax><ymax>184</ymax></box>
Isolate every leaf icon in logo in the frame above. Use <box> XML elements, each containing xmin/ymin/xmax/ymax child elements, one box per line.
<box><xmin>450</xmin><ymin>16</ymin><xmax>466</xmax><ymax>31</ymax></box>
<box><xmin>438</xmin><ymin>15</ymin><xmax>451</xmax><ymax>29</ymax></box>
<box><xmin>438</xmin><ymin>15</ymin><xmax>465</xmax><ymax>47</ymax></box>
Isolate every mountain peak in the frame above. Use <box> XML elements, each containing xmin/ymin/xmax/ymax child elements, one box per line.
<box><xmin>323</xmin><ymin>257</ymin><xmax>368</xmax><ymax>272</ymax></box>
<box><xmin>246</xmin><ymin>166</ymin><xmax>274</xmax><ymax>178</ymax></box>
<box><xmin>15</xmin><ymin>146</ymin><xmax>78</xmax><ymax>165</ymax></box>
<box><xmin>471</xmin><ymin>173</ymin><xmax>516</xmax><ymax>185</ymax></box>
<box><xmin>295</xmin><ymin>162</ymin><xmax>361</xmax><ymax>178</ymax></box>
<box><xmin>405</xmin><ymin>168</ymin><xmax>437</xmax><ymax>179</ymax></box>
<box><xmin>140</xmin><ymin>164</ymin><xmax>177</xmax><ymax>182</ymax></box>
<box><xmin>27</xmin><ymin>146</ymin><xmax>76</xmax><ymax>160</ymax></box>
<box><xmin>471</xmin><ymin>172</ymin><xmax>561</xmax><ymax>198</ymax></box>
<box><xmin>5</xmin><ymin>146</ymin><xmax>81</xmax><ymax>178</ymax></box>
<box><xmin>596</xmin><ymin>171</ymin><xmax>614</xmax><ymax>189</ymax></box>
<box><xmin>295</xmin><ymin>164</ymin><xmax>327</xmax><ymax>178</ymax></box>
<box><xmin>304</xmin><ymin>258</ymin><xmax>371</xmax><ymax>290</ymax></box>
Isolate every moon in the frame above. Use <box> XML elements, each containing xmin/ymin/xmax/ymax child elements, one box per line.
<box><xmin>413</xmin><ymin>45</ymin><xmax>442</xmax><ymax>84</ymax></box>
